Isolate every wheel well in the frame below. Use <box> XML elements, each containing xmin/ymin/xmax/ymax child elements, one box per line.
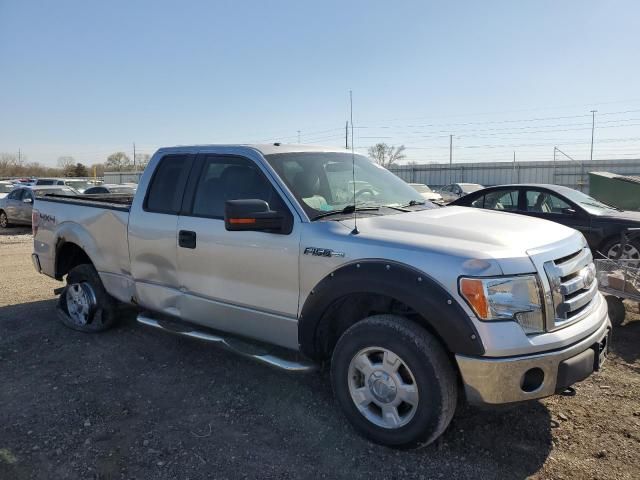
<box><xmin>313</xmin><ymin>293</ymin><xmax>450</xmax><ymax>362</ymax></box>
<box><xmin>55</xmin><ymin>242</ymin><xmax>93</xmax><ymax>280</ymax></box>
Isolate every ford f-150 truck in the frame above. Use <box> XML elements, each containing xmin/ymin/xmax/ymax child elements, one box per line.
<box><xmin>31</xmin><ymin>144</ymin><xmax>611</xmax><ymax>447</ymax></box>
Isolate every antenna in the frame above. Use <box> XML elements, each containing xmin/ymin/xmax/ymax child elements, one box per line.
<box><xmin>350</xmin><ymin>90</ymin><xmax>358</xmax><ymax>235</ymax></box>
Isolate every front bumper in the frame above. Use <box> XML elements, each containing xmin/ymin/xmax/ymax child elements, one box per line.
<box><xmin>456</xmin><ymin>313</ymin><xmax>611</xmax><ymax>405</ymax></box>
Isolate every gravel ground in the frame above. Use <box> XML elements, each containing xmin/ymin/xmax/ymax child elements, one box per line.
<box><xmin>0</xmin><ymin>230</ymin><xmax>638</xmax><ymax>480</ymax></box>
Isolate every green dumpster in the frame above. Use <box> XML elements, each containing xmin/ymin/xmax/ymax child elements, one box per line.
<box><xmin>589</xmin><ymin>171</ymin><xmax>640</xmax><ymax>211</ymax></box>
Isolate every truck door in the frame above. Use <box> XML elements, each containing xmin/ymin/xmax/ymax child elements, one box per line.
<box><xmin>128</xmin><ymin>153</ymin><xmax>195</xmax><ymax>315</ymax></box>
<box><xmin>175</xmin><ymin>153</ymin><xmax>301</xmax><ymax>350</ymax></box>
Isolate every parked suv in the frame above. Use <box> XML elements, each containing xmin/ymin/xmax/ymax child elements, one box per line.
<box><xmin>32</xmin><ymin>145</ymin><xmax>610</xmax><ymax>447</ymax></box>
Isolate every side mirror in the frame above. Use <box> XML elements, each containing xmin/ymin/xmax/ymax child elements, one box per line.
<box><xmin>23</xmin><ymin>197</ymin><xmax>33</xmax><ymax>204</ymax></box>
<box><xmin>224</xmin><ymin>199</ymin><xmax>288</xmax><ymax>234</ymax></box>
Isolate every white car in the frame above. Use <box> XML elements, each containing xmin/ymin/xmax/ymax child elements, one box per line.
<box><xmin>0</xmin><ymin>181</ymin><xmax>14</xmax><ymax>199</ymax></box>
<box><xmin>408</xmin><ymin>183</ymin><xmax>444</xmax><ymax>205</ymax></box>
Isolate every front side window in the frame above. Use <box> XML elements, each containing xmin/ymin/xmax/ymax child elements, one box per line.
<box><xmin>525</xmin><ymin>190</ymin><xmax>571</xmax><ymax>214</ymax></box>
<box><xmin>265</xmin><ymin>152</ymin><xmax>429</xmax><ymax>218</ymax></box>
<box><xmin>190</xmin><ymin>155</ymin><xmax>285</xmax><ymax>219</ymax></box>
<box><xmin>7</xmin><ymin>189</ymin><xmax>21</xmax><ymax>200</ymax></box>
<box><xmin>0</xmin><ymin>184</ymin><xmax>12</xmax><ymax>194</ymax></box>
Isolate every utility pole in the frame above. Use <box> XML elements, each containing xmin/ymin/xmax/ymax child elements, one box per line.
<box><xmin>449</xmin><ymin>134</ymin><xmax>453</xmax><ymax>184</ymax></box>
<box><xmin>590</xmin><ymin>110</ymin><xmax>597</xmax><ymax>162</ymax></box>
<box><xmin>345</xmin><ymin>121</ymin><xmax>349</xmax><ymax>149</ymax></box>
<box><xmin>297</xmin><ymin>130</ymin><xmax>301</xmax><ymax>144</ymax></box>
<box><xmin>513</xmin><ymin>151</ymin><xmax>516</xmax><ymax>183</ymax></box>
<box><xmin>133</xmin><ymin>142</ymin><xmax>136</xmax><ymax>171</ymax></box>
<box><xmin>18</xmin><ymin>148</ymin><xmax>21</xmax><ymax>164</ymax></box>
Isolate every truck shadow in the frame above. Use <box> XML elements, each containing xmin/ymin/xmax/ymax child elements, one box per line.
<box><xmin>0</xmin><ymin>299</ymin><xmax>552</xmax><ymax>480</ymax></box>
<box><xmin>610</xmin><ymin>315</ymin><xmax>640</xmax><ymax>364</ymax></box>
<box><xmin>0</xmin><ymin>226</ymin><xmax>31</xmax><ymax>237</ymax></box>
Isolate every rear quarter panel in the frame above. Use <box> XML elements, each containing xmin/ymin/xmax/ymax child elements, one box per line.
<box><xmin>33</xmin><ymin>200</ymin><xmax>131</xmax><ymax>288</ymax></box>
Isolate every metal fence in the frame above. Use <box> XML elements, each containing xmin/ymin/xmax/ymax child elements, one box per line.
<box><xmin>388</xmin><ymin>158</ymin><xmax>640</xmax><ymax>193</ymax></box>
<box><xmin>103</xmin><ymin>172</ymin><xmax>143</xmax><ymax>184</ymax></box>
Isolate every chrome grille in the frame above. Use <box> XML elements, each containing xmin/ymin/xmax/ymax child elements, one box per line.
<box><xmin>543</xmin><ymin>248</ymin><xmax>597</xmax><ymax>330</ymax></box>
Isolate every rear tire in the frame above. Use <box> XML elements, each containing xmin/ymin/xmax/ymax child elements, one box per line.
<box><xmin>0</xmin><ymin>211</ymin><xmax>9</xmax><ymax>228</ymax></box>
<box><xmin>605</xmin><ymin>295</ymin><xmax>626</xmax><ymax>327</ymax></box>
<box><xmin>331</xmin><ymin>314</ymin><xmax>457</xmax><ymax>448</ymax></box>
<box><xmin>58</xmin><ymin>264</ymin><xmax>119</xmax><ymax>332</ymax></box>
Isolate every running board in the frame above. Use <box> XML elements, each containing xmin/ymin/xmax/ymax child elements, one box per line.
<box><xmin>136</xmin><ymin>314</ymin><xmax>318</xmax><ymax>373</ymax></box>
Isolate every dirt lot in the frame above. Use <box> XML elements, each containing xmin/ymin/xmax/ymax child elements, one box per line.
<box><xmin>0</xmin><ymin>230</ymin><xmax>638</xmax><ymax>480</ymax></box>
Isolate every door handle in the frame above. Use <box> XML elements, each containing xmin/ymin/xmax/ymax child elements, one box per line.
<box><xmin>178</xmin><ymin>230</ymin><xmax>197</xmax><ymax>249</ymax></box>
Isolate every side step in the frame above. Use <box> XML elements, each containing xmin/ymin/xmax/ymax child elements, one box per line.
<box><xmin>136</xmin><ymin>314</ymin><xmax>318</xmax><ymax>373</ymax></box>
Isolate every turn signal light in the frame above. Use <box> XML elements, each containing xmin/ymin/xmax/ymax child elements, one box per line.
<box><xmin>459</xmin><ymin>278</ymin><xmax>489</xmax><ymax>319</ymax></box>
<box><xmin>229</xmin><ymin>218</ymin><xmax>256</xmax><ymax>225</ymax></box>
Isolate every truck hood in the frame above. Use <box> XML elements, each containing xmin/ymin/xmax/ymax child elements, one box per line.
<box><xmin>343</xmin><ymin>206</ymin><xmax>582</xmax><ymax>273</ymax></box>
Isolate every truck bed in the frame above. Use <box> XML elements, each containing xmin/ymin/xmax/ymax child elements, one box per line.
<box><xmin>36</xmin><ymin>193</ymin><xmax>134</xmax><ymax>211</ymax></box>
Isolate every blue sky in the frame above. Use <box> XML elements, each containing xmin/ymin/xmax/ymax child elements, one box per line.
<box><xmin>1</xmin><ymin>0</ymin><xmax>639</xmax><ymax>165</ymax></box>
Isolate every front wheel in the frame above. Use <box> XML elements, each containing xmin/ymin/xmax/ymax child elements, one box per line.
<box><xmin>331</xmin><ymin>315</ymin><xmax>457</xmax><ymax>447</ymax></box>
<box><xmin>58</xmin><ymin>264</ymin><xmax>119</xmax><ymax>332</ymax></box>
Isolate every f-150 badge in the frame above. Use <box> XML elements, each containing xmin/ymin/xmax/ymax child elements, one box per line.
<box><xmin>304</xmin><ymin>247</ymin><xmax>345</xmax><ymax>258</ymax></box>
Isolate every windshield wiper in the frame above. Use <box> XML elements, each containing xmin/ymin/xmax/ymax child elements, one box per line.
<box><xmin>401</xmin><ymin>199</ymin><xmax>426</xmax><ymax>207</ymax></box>
<box><xmin>312</xmin><ymin>205</ymin><xmax>380</xmax><ymax>220</ymax></box>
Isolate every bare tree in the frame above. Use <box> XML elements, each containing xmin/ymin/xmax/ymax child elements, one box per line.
<box><xmin>134</xmin><ymin>153</ymin><xmax>151</xmax><ymax>170</ymax></box>
<box><xmin>57</xmin><ymin>156</ymin><xmax>75</xmax><ymax>169</ymax></box>
<box><xmin>367</xmin><ymin>143</ymin><xmax>406</xmax><ymax>168</ymax></box>
<box><xmin>105</xmin><ymin>152</ymin><xmax>132</xmax><ymax>172</ymax></box>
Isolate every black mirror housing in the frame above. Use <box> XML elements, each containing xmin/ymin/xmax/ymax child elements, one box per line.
<box><xmin>224</xmin><ymin>199</ymin><xmax>291</xmax><ymax>234</ymax></box>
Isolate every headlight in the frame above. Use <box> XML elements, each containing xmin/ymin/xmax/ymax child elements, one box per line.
<box><xmin>459</xmin><ymin>275</ymin><xmax>545</xmax><ymax>334</ymax></box>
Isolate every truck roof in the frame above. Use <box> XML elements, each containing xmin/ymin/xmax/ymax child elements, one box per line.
<box><xmin>156</xmin><ymin>143</ymin><xmax>351</xmax><ymax>157</ymax></box>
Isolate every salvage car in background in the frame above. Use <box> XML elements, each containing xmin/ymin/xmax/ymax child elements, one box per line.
<box><xmin>408</xmin><ymin>183</ymin><xmax>444</xmax><ymax>205</ymax></box>
<box><xmin>0</xmin><ymin>181</ymin><xmax>14</xmax><ymax>199</ymax></box>
<box><xmin>438</xmin><ymin>182</ymin><xmax>484</xmax><ymax>203</ymax></box>
<box><xmin>0</xmin><ymin>186</ymin><xmax>78</xmax><ymax>228</ymax></box>
<box><xmin>449</xmin><ymin>184</ymin><xmax>640</xmax><ymax>260</ymax></box>
<box><xmin>84</xmin><ymin>184</ymin><xmax>137</xmax><ymax>195</ymax></box>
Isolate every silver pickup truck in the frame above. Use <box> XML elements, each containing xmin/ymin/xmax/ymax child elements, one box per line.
<box><xmin>32</xmin><ymin>144</ymin><xmax>611</xmax><ymax>447</ymax></box>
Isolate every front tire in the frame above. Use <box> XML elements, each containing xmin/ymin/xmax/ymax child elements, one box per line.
<box><xmin>331</xmin><ymin>315</ymin><xmax>457</xmax><ymax>447</ymax></box>
<box><xmin>58</xmin><ymin>264</ymin><xmax>119</xmax><ymax>332</ymax></box>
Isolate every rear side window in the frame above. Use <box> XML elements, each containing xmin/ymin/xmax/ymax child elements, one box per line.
<box><xmin>145</xmin><ymin>155</ymin><xmax>193</xmax><ymax>214</ymax></box>
<box><xmin>480</xmin><ymin>189</ymin><xmax>519</xmax><ymax>211</ymax></box>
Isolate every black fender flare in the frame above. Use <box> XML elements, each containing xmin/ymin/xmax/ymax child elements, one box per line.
<box><xmin>298</xmin><ymin>260</ymin><xmax>484</xmax><ymax>360</ymax></box>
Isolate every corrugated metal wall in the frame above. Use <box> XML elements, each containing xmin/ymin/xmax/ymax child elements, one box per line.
<box><xmin>104</xmin><ymin>172</ymin><xmax>143</xmax><ymax>184</ymax></box>
<box><xmin>388</xmin><ymin>159</ymin><xmax>640</xmax><ymax>193</ymax></box>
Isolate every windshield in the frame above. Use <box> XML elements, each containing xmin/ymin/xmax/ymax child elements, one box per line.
<box><xmin>265</xmin><ymin>152</ymin><xmax>433</xmax><ymax>218</ymax></box>
<box><xmin>0</xmin><ymin>184</ymin><xmax>13</xmax><ymax>193</ymax></box>
<box><xmin>34</xmin><ymin>187</ymin><xmax>78</xmax><ymax>197</ymax></box>
<box><xmin>558</xmin><ymin>188</ymin><xmax>620</xmax><ymax>215</ymax></box>
<box><xmin>410</xmin><ymin>184</ymin><xmax>432</xmax><ymax>193</ymax></box>
<box><xmin>64</xmin><ymin>180</ymin><xmax>90</xmax><ymax>191</ymax></box>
